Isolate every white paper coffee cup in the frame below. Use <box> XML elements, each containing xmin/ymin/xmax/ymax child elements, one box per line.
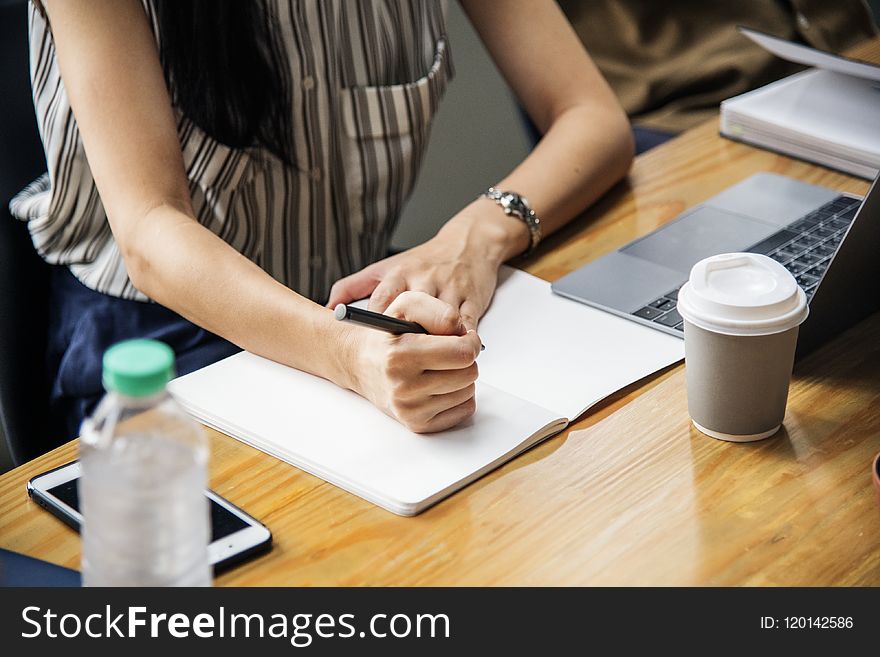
<box><xmin>677</xmin><ymin>253</ymin><xmax>809</xmax><ymax>442</ymax></box>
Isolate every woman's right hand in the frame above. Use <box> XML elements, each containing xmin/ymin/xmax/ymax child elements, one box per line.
<box><xmin>340</xmin><ymin>291</ymin><xmax>482</xmax><ymax>433</ymax></box>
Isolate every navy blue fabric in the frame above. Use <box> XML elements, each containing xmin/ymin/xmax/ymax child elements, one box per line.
<box><xmin>0</xmin><ymin>547</ymin><xmax>81</xmax><ymax>587</ymax></box>
<box><xmin>632</xmin><ymin>125</ymin><xmax>676</xmax><ymax>155</ymax></box>
<box><xmin>47</xmin><ymin>266</ymin><xmax>241</xmax><ymax>440</ymax></box>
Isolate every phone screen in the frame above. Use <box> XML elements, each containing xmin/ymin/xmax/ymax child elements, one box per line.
<box><xmin>46</xmin><ymin>478</ymin><xmax>249</xmax><ymax>542</ymax></box>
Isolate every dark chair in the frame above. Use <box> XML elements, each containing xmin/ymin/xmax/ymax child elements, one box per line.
<box><xmin>0</xmin><ymin>0</ymin><xmax>56</xmax><ymax>466</ymax></box>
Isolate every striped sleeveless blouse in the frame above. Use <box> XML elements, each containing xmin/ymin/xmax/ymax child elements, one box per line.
<box><xmin>10</xmin><ymin>0</ymin><xmax>453</xmax><ymax>302</ymax></box>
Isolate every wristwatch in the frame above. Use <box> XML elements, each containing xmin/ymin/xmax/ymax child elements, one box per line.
<box><xmin>480</xmin><ymin>187</ymin><xmax>542</xmax><ymax>257</ymax></box>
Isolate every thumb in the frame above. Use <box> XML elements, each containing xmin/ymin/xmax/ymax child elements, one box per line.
<box><xmin>327</xmin><ymin>268</ymin><xmax>380</xmax><ymax>308</ymax></box>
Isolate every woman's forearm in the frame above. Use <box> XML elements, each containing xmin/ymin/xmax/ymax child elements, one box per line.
<box><xmin>125</xmin><ymin>203</ymin><xmax>353</xmax><ymax>389</ymax></box>
<box><xmin>493</xmin><ymin>101</ymin><xmax>634</xmax><ymax>243</ymax></box>
<box><xmin>443</xmin><ymin>0</ymin><xmax>634</xmax><ymax>263</ymax></box>
<box><xmin>125</xmin><ymin>202</ymin><xmax>483</xmax><ymax>434</ymax></box>
<box><xmin>439</xmin><ymin>100</ymin><xmax>633</xmax><ymax>264</ymax></box>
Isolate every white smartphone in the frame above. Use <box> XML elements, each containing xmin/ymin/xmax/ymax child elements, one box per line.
<box><xmin>27</xmin><ymin>461</ymin><xmax>272</xmax><ymax>574</ymax></box>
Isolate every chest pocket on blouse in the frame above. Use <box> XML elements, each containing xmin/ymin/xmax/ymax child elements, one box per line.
<box><xmin>178</xmin><ymin>117</ymin><xmax>254</xmax><ymax>230</ymax></box>
<box><xmin>338</xmin><ymin>38</ymin><xmax>452</xmax><ymax>267</ymax></box>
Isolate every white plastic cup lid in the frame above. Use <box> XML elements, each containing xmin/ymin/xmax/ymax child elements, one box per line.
<box><xmin>677</xmin><ymin>252</ymin><xmax>809</xmax><ymax>336</ymax></box>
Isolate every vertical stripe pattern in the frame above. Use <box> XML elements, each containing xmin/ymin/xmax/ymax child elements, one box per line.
<box><xmin>9</xmin><ymin>0</ymin><xmax>453</xmax><ymax>303</ymax></box>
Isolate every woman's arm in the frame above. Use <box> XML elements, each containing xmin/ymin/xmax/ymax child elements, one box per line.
<box><xmin>42</xmin><ymin>0</ymin><xmax>480</xmax><ymax>433</ymax></box>
<box><xmin>457</xmin><ymin>0</ymin><xmax>634</xmax><ymax>247</ymax></box>
<box><xmin>328</xmin><ymin>0</ymin><xmax>633</xmax><ymax>328</ymax></box>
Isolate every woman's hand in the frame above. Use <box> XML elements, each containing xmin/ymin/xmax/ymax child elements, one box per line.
<box><xmin>339</xmin><ymin>291</ymin><xmax>483</xmax><ymax>433</ymax></box>
<box><xmin>327</xmin><ymin>201</ymin><xmax>529</xmax><ymax>330</ymax></box>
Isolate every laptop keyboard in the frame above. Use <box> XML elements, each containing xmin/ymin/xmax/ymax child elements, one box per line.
<box><xmin>631</xmin><ymin>195</ymin><xmax>859</xmax><ymax>333</ymax></box>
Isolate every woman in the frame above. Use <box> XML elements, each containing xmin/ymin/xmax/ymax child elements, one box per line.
<box><xmin>13</xmin><ymin>0</ymin><xmax>633</xmax><ymax>437</ymax></box>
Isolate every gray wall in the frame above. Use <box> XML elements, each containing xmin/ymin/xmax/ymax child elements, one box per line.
<box><xmin>391</xmin><ymin>1</ymin><xmax>531</xmax><ymax>250</ymax></box>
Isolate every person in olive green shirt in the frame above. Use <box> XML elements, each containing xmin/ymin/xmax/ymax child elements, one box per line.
<box><xmin>557</xmin><ymin>0</ymin><xmax>879</xmax><ymax>152</ymax></box>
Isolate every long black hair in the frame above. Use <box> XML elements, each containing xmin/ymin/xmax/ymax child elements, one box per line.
<box><xmin>152</xmin><ymin>0</ymin><xmax>293</xmax><ymax>163</ymax></box>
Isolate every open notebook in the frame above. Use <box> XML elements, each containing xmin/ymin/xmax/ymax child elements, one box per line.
<box><xmin>168</xmin><ymin>267</ymin><xmax>684</xmax><ymax>515</ymax></box>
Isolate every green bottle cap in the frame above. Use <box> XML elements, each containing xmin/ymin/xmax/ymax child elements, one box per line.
<box><xmin>102</xmin><ymin>339</ymin><xmax>175</xmax><ymax>397</ymax></box>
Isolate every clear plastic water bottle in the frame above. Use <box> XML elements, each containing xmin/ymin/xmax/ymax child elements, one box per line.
<box><xmin>79</xmin><ymin>339</ymin><xmax>211</xmax><ymax>586</ymax></box>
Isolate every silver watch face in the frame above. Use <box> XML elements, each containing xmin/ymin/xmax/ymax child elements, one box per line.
<box><xmin>501</xmin><ymin>193</ymin><xmax>530</xmax><ymax>217</ymax></box>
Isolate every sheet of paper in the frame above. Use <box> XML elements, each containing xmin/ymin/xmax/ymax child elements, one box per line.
<box><xmin>476</xmin><ymin>267</ymin><xmax>684</xmax><ymax>419</ymax></box>
<box><xmin>169</xmin><ymin>353</ymin><xmax>563</xmax><ymax>516</ymax></box>
<box><xmin>739</xmin><ymin>27</ymin><xmax>880</xmax><ymax>83</ymax></box>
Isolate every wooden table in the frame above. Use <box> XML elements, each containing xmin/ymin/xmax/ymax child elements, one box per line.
<box><xmin>2</xmin><ymin>40</ymin><xmax>879</xmax><ymax>587</ymax></box>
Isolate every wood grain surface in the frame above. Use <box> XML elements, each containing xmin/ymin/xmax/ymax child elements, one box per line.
<box><xmin>2</xmin><ymin>38</ymin><xmax>879</xmax><ymax>586</ymax></box>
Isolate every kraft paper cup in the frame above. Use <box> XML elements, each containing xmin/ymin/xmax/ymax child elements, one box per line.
<box><xmin>677</xmin><ymin>253</ymin><xmax>808</xmax><ymax>442</ymax></box>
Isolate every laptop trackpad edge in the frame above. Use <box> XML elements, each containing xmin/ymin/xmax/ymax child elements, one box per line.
<box><xmin>621</xmin><ymin>206</ymin><xmax>778</xmax><ymax>274</ymax></box>
<box><xmin>552</xmin><ymin>251</ymin><xmax>685</xmax><ymax>313</ymax></box>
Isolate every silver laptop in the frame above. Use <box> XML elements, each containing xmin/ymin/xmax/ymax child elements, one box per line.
<box><xmin>552</xmin><ymin>172</ymin><xmax>880</xmax><ymax>358</ymax></box>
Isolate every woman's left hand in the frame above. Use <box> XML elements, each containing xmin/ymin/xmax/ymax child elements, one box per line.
<box><xmin>327</xmin><ymin>202</ymin><xmax>529</xmax><ymax>330</ymax></box>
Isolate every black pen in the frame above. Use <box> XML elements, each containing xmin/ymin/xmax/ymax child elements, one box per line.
<box><xmin>333</xmin><ymin>304</ymin><xmax>485</xmax><ymax>351</ymax></box>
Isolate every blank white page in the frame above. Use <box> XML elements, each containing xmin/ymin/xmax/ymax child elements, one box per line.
<box><xmin>169</xmin><ymin>353</ymin><xmax>563</xmax><ymax>516</ymax></box>
<box><xmin>476</xmin><ymin>267</ymin><xmax>684</xmax><ymax>419</ymax></box>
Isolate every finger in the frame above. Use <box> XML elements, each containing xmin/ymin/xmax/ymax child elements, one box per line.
<box><xmin>401</xmin><ymin>362</ymin><xmax>479</xmax><ymax>397</ymax></box>
<box><xmin>407</xmin><ymin>278</ymin><xmax>438</xmax><ymax>298</ymax></box>
<box><xmin>385</xmin><ymin>290</ymin><xmax>466</xmax><ymax>336</ymax></box>
<box><xmin>395</xmin><ymin>330</ymin><xmax>482</xmax><ymax>371</ymax></box>
<box><xmin>368</xmin><ymin>272</ymin><xmax>408</xmax><ymax>313</ymax></box>
<box><xmin>400</xmin><ymin>384</ymin><xmax>476</xmax><ymax>433</ymax></box>
<box><xmin>417</xmin><ymin>396</ymin><xmax>478</xmax><ymax>433</ymax></box>
<box><xmin>424</xmin><ymin>383</ymin><xmax>476</xmax><ymax>417</ymax></box>
<box><xmin>421</xmin><ymin>362</ymin><xmax>479</xmax><ymax>395</ymax></box>
<box><xmin>327</xmin><ymin>267</ymin><xmax>381</xmax><ymax>308</ymax></box>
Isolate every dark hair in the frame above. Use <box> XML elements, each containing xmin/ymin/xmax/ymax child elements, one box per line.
<box><xmin>152</xmin><ymin>0</ymin><xmax>293</xmax><ymax>163</ymax></box>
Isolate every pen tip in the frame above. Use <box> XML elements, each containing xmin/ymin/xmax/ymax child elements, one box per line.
<box><xmin>333</xmin><ymin>304</ymin><xmax>347</xmax><ymax>321</ymax></box>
